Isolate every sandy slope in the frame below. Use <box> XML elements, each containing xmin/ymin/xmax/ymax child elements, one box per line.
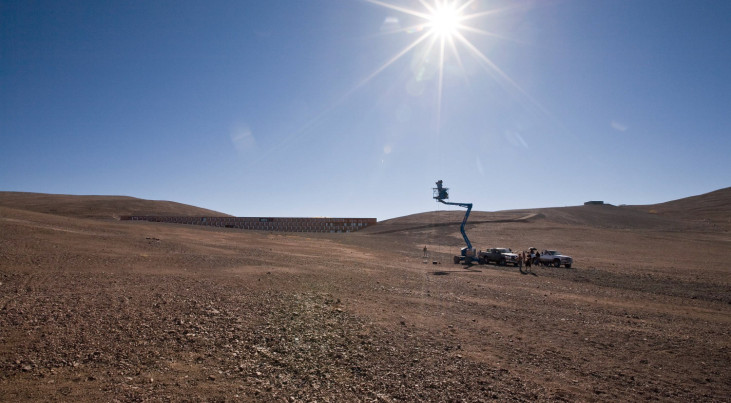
<box><xmin>0</xmin><ymin>191</ymin><xmax>729</xmax><ymax>401</ymax></box>
<box><xmin>628</xmin><ymin>187</ymin><xmax>731</xmax><ymax>227</ymax></box>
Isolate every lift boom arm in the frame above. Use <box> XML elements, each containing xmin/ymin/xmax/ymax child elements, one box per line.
<box><xmin>433</xmin><ymin>180</ymin><xmax>473</xmax><ymax>251</ymax></box>
<box><xmin>437</xmin><ymin>200</ymin><xmax>473</xmax><ymax>250</ymax></box>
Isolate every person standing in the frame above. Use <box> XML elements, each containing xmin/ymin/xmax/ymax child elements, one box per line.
<box><xmin>423</xmin><ymin>245</ymin><xmax>428</xmax><ymax>258</ymax></box>
<box><xmin>518</xmin><ymin>251</ymin><xmax>524</xmax><ymax>272</ymax></box>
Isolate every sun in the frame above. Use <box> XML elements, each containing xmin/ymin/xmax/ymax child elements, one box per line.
<box><xmin>426</xmin><ymin>2</ymin><xmax>463</xmax><ymax>39</ymax></box>
<box><xmin>359</xmin><ymin>0</ymin><xmax>534</xmax><ymax>128</ymax></box>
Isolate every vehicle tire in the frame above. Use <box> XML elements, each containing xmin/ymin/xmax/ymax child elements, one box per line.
<box><xmin>565</xmin><ymin>264</ymin><xmax>572</xmax><ymax>268</ymax></box>
<box><xmin>453</xmin><ymin>256</ymin><xmax>461</xmax><ymax>264</ymax></box>
<box><xmin>499</xmin><ymin>258</ymin><xmax>506</xmax><ymax>266</ymax></box>
<box><xmin>553</xmin><ymin>259</ymin><xmax>560</xmax><ymax>268</ymax></box>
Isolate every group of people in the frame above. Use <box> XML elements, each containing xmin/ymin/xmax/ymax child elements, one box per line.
<box><xmin>518</xmin><ymin>249</ymin><xmax>542</xmax><ymax>271</ymax></box>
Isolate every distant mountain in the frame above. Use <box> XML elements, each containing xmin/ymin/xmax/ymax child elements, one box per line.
<box><xmin>0</xmin><ymin>192</ymin><xmax>230</xmax><ymax>220</ymax></box>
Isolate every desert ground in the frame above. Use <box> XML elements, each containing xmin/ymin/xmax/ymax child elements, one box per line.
<box><xmin>1</xmin><ymin>190</ymin><xmax>729</xmax><ymax>402</ymax></box>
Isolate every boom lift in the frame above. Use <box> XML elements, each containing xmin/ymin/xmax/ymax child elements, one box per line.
<box><xmin>433</xmin><ymin>180</ymin><xmax>479</xmax><ymax>264</ymax></box>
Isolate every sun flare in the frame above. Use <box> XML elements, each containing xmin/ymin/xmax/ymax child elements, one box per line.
<box><xmin>361</xmin><ymin>0</ymin><xmax>534</xmax><ymax>128</ymax></box>
<box><xmin>427</xmin><ymin>3</ymin><xmax>463</xmax><ymax>38</ymax></box>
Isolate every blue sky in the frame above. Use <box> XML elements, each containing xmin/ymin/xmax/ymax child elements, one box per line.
<box><xmin>2</xmin><ymin>0</ymin><xmax>729</xmax><ymax>219</ymax></box>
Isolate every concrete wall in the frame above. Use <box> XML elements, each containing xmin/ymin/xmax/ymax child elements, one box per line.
<box><xmin>119</xmin><ymin>216</ymin><xmax>377</xmax><ymax>233</ymax></box>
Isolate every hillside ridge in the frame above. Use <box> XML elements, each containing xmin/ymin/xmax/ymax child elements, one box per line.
<box><xmin>1</xmin><ymin>187</ymin><xmax>728</xmax><ymax>227</ymax></box>
<box><xmin>0</xmin><ymin>191</ymin><xmax>230</xmax><ymax>220</ymax></box>
<box><xmin>627</xmin><ymin>187</ymin><xmax>731</xmax><ymax>223</ymax></box>
<box><xmin>371</xmin><ymin>187</ymin><xmax>730</xmax><ymax>233</ymax></box>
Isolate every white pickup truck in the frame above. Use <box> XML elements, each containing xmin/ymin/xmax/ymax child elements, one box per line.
<box><xmin>539</xmin><ymin>250</ymin><xmax>573</xmax><ymax>268</ymax></box>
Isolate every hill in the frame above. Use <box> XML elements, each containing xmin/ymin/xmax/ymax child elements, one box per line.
<box><xmin>3</xmin><ymin>187</ymin><xmax>727</xmax><ymax>228</ymax></box>
<box><xmin>0</xmin><ymin>192</ymin><xmax>230</xmax><ymax>220</ymax></box>
<box><xmin>627</xmin><ymin>186</ymin><xmax>731</xmax><ymax>225</ymax></box>
<box><xmin>368</xmin><ymin>186</ymin><xmax>730</xmax><ymax>235</ymax></box>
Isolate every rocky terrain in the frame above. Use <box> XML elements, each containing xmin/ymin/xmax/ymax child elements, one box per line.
<box><xmin>0</xmin><ymin>189</ymin><xmax>729</xmax><ymax>401</ymax></box>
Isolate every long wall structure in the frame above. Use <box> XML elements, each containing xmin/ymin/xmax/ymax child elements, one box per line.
<box><xmin>120</xmin><ymin>216</ymin><xmax>377</xmax><ymax>233</ymax></box>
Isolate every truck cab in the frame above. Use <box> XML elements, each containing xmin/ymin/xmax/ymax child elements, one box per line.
<box><xmin>479</xmin><ymin>248</ymin><xmax>520</xmax><ymax>266</ymax></box>
<box><xmin>539</xmin><ymin>250</ymin><xmax>573</xmax><ymax>268</ymax></box>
